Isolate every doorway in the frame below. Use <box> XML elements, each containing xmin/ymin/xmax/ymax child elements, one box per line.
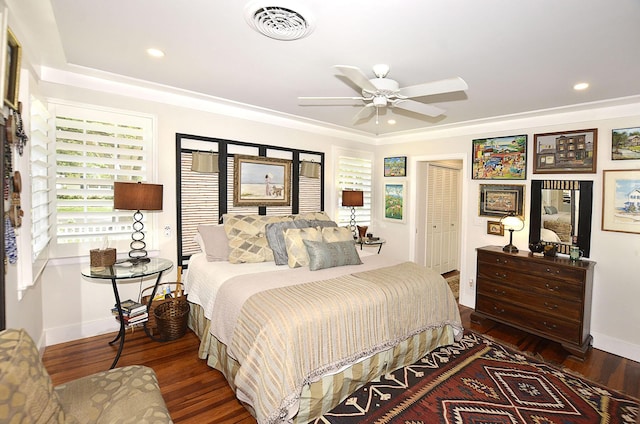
<box><xmin>415</xmin><ymin>160</ymin><xmax>462</xmax><ymax>274</ymax></box>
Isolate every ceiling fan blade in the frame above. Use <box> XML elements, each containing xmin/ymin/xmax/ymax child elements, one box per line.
<box><xmin>334</xmin><ymin>65</ymin><xmax>377</xmax><ymax>93</ymax></box>
<box><xmin>394</xmin><ymin>99</ymin><xmax>446</xmax><ymax>117</ymax></box>
<box><xmin>399</xmin><ymin>77</ymin><xmax>468</xmax><ymax>98</ymax></box>
<box><xmin>298</xmin><ymin>96</ymin><xmax>365</xmax><ymax>106</ymax></box>
<box><xmin>353</xmin><ymin>104</ymin><xmax>375</xmax><ymax>124</ymax></box>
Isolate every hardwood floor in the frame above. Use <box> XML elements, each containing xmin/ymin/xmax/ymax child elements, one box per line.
<box><xmin>42</xmin><ymin>305</ymin><xmax>640</xmax><ymax>423</ymax></box>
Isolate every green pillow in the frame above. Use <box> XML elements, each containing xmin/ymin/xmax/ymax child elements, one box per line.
<box><xmin>303</xmin><ymin>240</ymin><xmax>363</xmax><ymax>271</ymax></box>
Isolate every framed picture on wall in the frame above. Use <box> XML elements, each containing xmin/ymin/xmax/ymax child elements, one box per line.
<box><xmin>486</xmin><ymin>220</ymin><xmax>504</xmax><ymax>236</ymax></box>
<box><xmin>479</xmin><ymin>184</ymin><xmax>525</xmax><ymax>217</ymax></box>
<box><xmin>233</xmin><ymin>155</ymin><xmax>291</xmax><ymax>206</ymax></box>
<box><xmin>472</xmin><ymin>135</ymin><xmax>527</xmax><ymax>180</ymax></box>
<box><xmin>384</xmin><ymin>156</ymin><xmax>407</xmax><ymax>177</ymax></box>
<box><xmin>4</xmin><ymin>28</ymin><xmax>21</xmax><ymax>110</ymax></box>
<box><xmin>533</xmin><ymin>129</ymin><xmax>597</xmax><ymax>173</ymax></box>
<box><xmin>612</xmin><ymin>127</ymin><xmax>640</xmax><ymax>160</ymax></box>
<box><xmin>602</xmin><ymin>169</ymin><xmax>640</xmax><ymax>234</ymax></box>
<box><xmin>383</xmin><ymin>182</ymin><xmax>406</xmax><ymax>222</ymax></box>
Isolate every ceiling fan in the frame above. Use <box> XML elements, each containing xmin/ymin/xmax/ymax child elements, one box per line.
<box><xmin>299</xmin><ymin>64</ymin><xmax>468</xmax><ymax>124</ymax></box>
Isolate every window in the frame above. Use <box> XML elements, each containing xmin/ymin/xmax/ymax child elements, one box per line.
<box><xmin>52</xmin><ymin>102</ymin><xmax>155</xmax><ymax>257</ymax></box>
<box><xmin>336</xmin><ymin>154</ymin><xmax>372</xmax><ymax>227</ymax></box>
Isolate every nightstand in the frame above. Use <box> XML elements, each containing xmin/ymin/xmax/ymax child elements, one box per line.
<box><xmin>356</xmin><ymin>238</ymin><xmax>385</xmax><ymax>254</ymax></box>
<box><xmin>82</xmin><ymin>257</ymin><xmax>173</xmax><ymax>369</ymax></box>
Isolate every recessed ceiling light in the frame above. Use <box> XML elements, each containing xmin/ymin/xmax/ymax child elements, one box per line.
<box><xmin>573</xmin><ymin>82</ymin><xmax>589</xmax><ymax>91</ymax></box>
<box><xmin>146</xmin><ymin>48</ymin><xmax>165</xmax><ymax>58</ymax></box>
<box><xmin>387</xmin><ymin>119</ymin><xmax>396</xmax><ymax>125</ymax></box>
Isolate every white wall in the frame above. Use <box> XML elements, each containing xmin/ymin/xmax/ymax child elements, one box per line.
<box><xmin>374</xmin><ymin>104</ymin><xmax>640</xmax><ymax>362</ymax></box>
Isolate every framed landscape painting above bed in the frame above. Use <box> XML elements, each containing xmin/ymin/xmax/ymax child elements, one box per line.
<box><xmin>233</xmin><ymin>155</ymin><xmax>291</xmax><ymax>206</ymax></box>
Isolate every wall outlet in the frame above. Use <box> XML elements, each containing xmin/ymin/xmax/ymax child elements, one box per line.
<box><xmin>164</xmin><ymin>225</ymin><xmax>171</xmax><ymax>237</ymax></box>
<box><xmin>468</xmin><ymin>278</ymin><xmax>474</xmax><ymax>288</ymax></box>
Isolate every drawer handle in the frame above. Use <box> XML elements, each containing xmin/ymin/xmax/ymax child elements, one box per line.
<box><xmin>542</xmin><ymin>321</ymin><xmax>557</xmax><ymax>330</ymax></box>
<box><xmin>492</xmin><ymin>288</ymin><xmax>506</xmax><ymax>296</ymax></box>
<box><xmin>492</xmin><ymin>306</ymin><xmax>505</xmax><ymax>314</ymax></box>
<box><xmin>545</xmin><ymin>267</ymin><xmax>560</xmax><ymax>275</ymax></box>
<box><xmin>494</xmin><ymin>272</ymin><xmax>507</xmax><ymax>278</ymax></box>
<box><xmin>545</xmin><ymin>283</ymin><xmax>560</xmax><ymax>292</ymax></box>
<box><xmin>544</xmin><ymin>302</ymin><xmax>558</xmax><ymax>310</ymax></box>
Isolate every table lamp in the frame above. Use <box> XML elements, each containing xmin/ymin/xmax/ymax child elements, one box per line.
<box><xmin>501</xmin><ymin>213</ymin><xmax>525</xmax><ymax>253</ymax></box>
<box><xmin>114</xmin><ymin>182</ymin><xmax>163</xmax><ymax>263</ymax></box>
<box><xmin>342</xmin><ymin>190</ymin><xmax>363</xmax><ymax>238</ymax></box>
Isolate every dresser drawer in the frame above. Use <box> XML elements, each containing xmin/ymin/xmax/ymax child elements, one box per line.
<box><xmin>477</xmin><ymin>264</ymin><xmax>584</xmax><ymax>301</ymax></box>
<box><xmin>478</xmin><ymin>250</ymin><xmax>585</xmax><ymax>283</ymax></box>
<box><xmin>477</xmin><ymin>278</ymin><xmax>581</xmax><ymax>321</ymax></box>
<box><xmin>476</xmin><ymin>295</ymin><xmax>580</xmax><ymax>343</ymax></box>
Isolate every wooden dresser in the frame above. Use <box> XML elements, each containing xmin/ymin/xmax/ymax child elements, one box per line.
<box><xmin>472</xmin><ymin>245</ymin><xmax>595</xmax><ymax>359</ymax></box>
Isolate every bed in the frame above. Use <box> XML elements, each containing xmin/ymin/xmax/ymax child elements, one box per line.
<box><xmin>184</xmin><ymin>213</ymin><xmax>463</xmax><ymax>424</ymax></box>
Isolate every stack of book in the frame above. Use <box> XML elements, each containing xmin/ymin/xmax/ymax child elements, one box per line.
<box><xmin>112</xmin><ymin>299</ymin><xmax>148</xmax><ymax>326</ymax></box>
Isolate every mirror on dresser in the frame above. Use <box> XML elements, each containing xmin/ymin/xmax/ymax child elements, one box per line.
<box><xmin>529</xmin><ymin>180</ymin><xmax>593</xmax><ymax>257</ymax></box>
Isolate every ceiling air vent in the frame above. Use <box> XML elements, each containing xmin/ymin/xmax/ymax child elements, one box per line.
<box><xmin>244</xmin><ymin>1</ymin><xmax>315</xmax><ymax>41</ymax></box>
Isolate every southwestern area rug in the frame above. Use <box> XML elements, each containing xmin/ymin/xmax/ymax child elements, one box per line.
<box><xmin>314</xmin><ymin>331</ymin><xmax>639</xmax><ymax>423</ymax></box>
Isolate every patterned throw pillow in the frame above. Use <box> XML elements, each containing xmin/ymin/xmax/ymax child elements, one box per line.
<box><xmin>321</xmin><ymin>226</ymin><xmax>353</xmax><ymax>243</ymax></box>
<box><xmin>303</xmin><ymin>240</ymin><xmax>363</xmax><ymax>271</ymax></box>
<box><xmin>283</xmin><ymin>227</ymin><xmax>322</xmax><ymax>268</ymax></box>
<box><xmin>294</xmin><ymin>211</ymin><xmax>333</xmax><ymax>222</ymax></box>
<box><xmin>223</xmin><ymin>215</ymin><xmax>291</xmax><ymax>263</ymax></box>
<box><xmin>265</xmin><ymin>220</ymin><xmax>310</xmax><ymax>265</ymax></box>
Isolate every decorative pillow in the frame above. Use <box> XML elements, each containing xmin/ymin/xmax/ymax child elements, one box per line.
<box><xmin>197</xmin><ymin>224</ymin><xmax>230</xmax><ymax>262</ymax></box>
<box><xmin>306</xmin><ymin>219</ymin><xmax>338</xmax><ymax>229</ymax></box>
<box><xmin>0</xmin><ymin>329</ymin><xmax>66</xmax><ymax>423</ymax></box>
<box><xmin>283</xmin><ymin>227</ymin><xmax>322</xmax><ymax>268</ymax></box>
<box><xmin>544</xmin><ymin>205</ymin><xmax>558</xmax><ymax>215</ymax></box>
<box><xmin>303</xmin><ymin>240</ymin><xmax>363</xmax><ymax>271</ymax></box>
<box><xmin>293</xmin><ymin>211</ymin><xmax>332</xmax><ymax>222</ymax></box>
<box><xmin>321</xmin><ymin>226</ymin><xmax>353</xmax><ymax>243</ymax></box>
<box><xmin>223</xmin><ymin>214</ymin><xmax>291</xmax><ymax>263</ymax></box>
<box><xmin>265</xmin><ymin>220</ymin><xmax>310</xmax><ymax>265</ymax></box>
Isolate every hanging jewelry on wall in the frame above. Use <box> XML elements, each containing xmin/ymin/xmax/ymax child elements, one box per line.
<box><xmin>11</xmin><ymin>103</ymin><xmax>28</xmax><ymax>156</ymax></box>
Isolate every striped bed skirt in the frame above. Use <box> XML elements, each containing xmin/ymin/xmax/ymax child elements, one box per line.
<box><xmin>188</xmin><ymin>302</ymin><xmax>457</xmax><ymax>423</ymax></box>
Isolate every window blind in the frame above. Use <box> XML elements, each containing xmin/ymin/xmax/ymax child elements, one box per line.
<box><xmin>53</xmin><ymin>103</ymin><xmax>154</xmax><ymax>247</ymax></box>
<box><xmin>337</xmin><ymin>155</ymin><xmax>372</xmax><ymax>227</ymax></box>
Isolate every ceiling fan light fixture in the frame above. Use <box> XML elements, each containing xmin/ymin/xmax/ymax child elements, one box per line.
<box><xmin>372</xmin><ymin>64</ymin><xmax>390</xmax><ymax>78</ymax></box>
<box><xmin>245</xmin><ymin>1</ymin><xmax>315</xmax><ymax>41</ymax></box>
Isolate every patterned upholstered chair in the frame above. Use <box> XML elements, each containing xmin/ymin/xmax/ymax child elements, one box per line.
<box><xmin>0</xmin><ymin>328</ymin><xmax>172</xmax><ymax>423</ymax></box>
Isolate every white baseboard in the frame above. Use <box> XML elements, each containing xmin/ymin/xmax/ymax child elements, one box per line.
<box><xmin>592</xmin><ymin>331</ymin><xmax>640</xmax><ymax>363</ymax></box>
<box><xmin>45</xmin><ymin>317</ymin><xmax>119</xmax><ymax>346</ymax></box>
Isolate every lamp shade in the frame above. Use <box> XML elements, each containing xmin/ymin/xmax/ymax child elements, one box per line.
<box><xmin>191</xmin><ymin>151</ymin><xmax>219</xmax><ymax>173</ymax></box>
<box><xmin>300</xmin><ymin>160</ymin><xmax>321</xmax><ymax>178</ymax></box>
<box><xmin>114</xmin><ymin>182</ymin><xmax>163</xmax><ymax>211</ymax></box>
<box><xmin>342</xmin><ymin>190</ymin><xmax>364</xmax><ymax>207</ymax></box>
<box><xmin>501</xmin><ymin>214</ymin><xmax>524</xmax><ymax>231</ymax></box>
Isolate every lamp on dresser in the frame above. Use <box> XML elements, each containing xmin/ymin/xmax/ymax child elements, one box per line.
<box><xmin>114</xmin><ymin>182</ymin><xmax>163</xmax><ymax>263</ymax></box>
<box><xmin>500</xmin><ymin>213</ymin><xmax>524</xmax><ymax>253</ymax></box>
<box><xmin>342</xmin><ymin>190</ymin><xmax>363</xmax><ymax>239</ymax></box>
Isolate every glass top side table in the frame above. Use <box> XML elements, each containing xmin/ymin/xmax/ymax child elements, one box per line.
<box><xmin>82</xmin><ymin>257</ymin><xmax>173</xmax><ymax>369</ymax></box>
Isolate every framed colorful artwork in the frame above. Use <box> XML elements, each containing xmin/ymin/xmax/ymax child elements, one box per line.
<box><xmin>384</xmin><ymin>156</ymin><xmax>407</xmax><ymax>177</ymax></box>
<box><xmin>612</xmin><ymin>127</ymin><xmax>640</xmax><ymax>160</ymax></box>
<box><xmin>233</xmin><ymin>155</ymin><xmax>291</xmax><ymax>206</ymax></box>
<box><xmin>383</xmin><ymin>182</ymin><xmax>406</xmax><ymax>222</ymax></box>
<box><xmin>479</xmin><ymin>184</ymin><xmax>525</xmax><ymax>217</ymax></box>
<box><xmin>472</xmin><ymin>135</ymin><xmax>527</xmax><ymax>180</ymax></box>
<box><xmin>533</xmin><ymin>129</ymin><xmax>597</xmax><ymax>173</ymax></box>
<box><xmin>602</xmin><ymin>169</ymin><xmax>640</xmax><ymax>234</ymax></box>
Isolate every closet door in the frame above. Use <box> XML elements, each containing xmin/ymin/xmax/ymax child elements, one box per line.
<box><xmin>425</xmin><ymin>164</ymin><xmax>460</xmax><ymax>274</ymax></box>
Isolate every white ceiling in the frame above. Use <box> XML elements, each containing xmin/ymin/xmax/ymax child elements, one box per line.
<box><xmin>10</xmin><ymin>0</ymin><xmax>640</xmax><ymax>136</ymax></box>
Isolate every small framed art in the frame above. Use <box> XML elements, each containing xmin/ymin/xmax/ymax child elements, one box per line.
<box><xmin>383</xmin><ymin>182</ymin><xmax>406</xmax><ymax>222</ymax></box>
<box><xmin>472</xmin><ymin>135</ymin><xmax>527</xmax><ymax>180</ymax></box>
<box><xmin>479</xmin><ymin>184</ymin><xmax>525</xmax><ymax>217</ymax></box>
<box><xmin>4</xmin><ymin>28</ymin><xmax>21</xmax><ymax>110</ymax></box>
<box><xmin>533</xmin><ymin>129</ymin><xmax>597</xmax><ymax>174</ymax></box>
<box><xmin>602</xmin><ymin>169</ymin><xmax>640</xmax><ymax>234</ymax></box>
<box><xmin>487</xmin><ymin>221</ymin><xmax>504</xmax><ymax>236</ymax></box>
<box><xmin>612</xmin><ymin>127</ymin><xmax>640</xmax><ymax>160</ymax></box>
<box><xmin>384</xmin><ymin>156</ymin><xmax>406</xmax><ymax>177</ymax></box>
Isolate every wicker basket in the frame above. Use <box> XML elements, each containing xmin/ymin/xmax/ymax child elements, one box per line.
<box><xmin>141</xmin><ymin>284</ymin><xmax>186</xmax><ymax>338</ymax></box>
<box><xmin>154</xmin><ymin>298</ymin><xmax>190</xmax><ymax>341</ymax></box>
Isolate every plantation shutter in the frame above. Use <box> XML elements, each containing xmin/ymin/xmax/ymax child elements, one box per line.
<box><xmin>30</xmin><ymin>98</ymin><xmax>52</xmax><ymax>279</ymax></box>
<box><xmin>337</xmin><ymin>156</ymin><xmax>372</xmax><ymax>227</ymax></box>
<box><xmin>53</xmin><ymin>102</ymin><xmax>154</xmax><ymax>247</ymax></box>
